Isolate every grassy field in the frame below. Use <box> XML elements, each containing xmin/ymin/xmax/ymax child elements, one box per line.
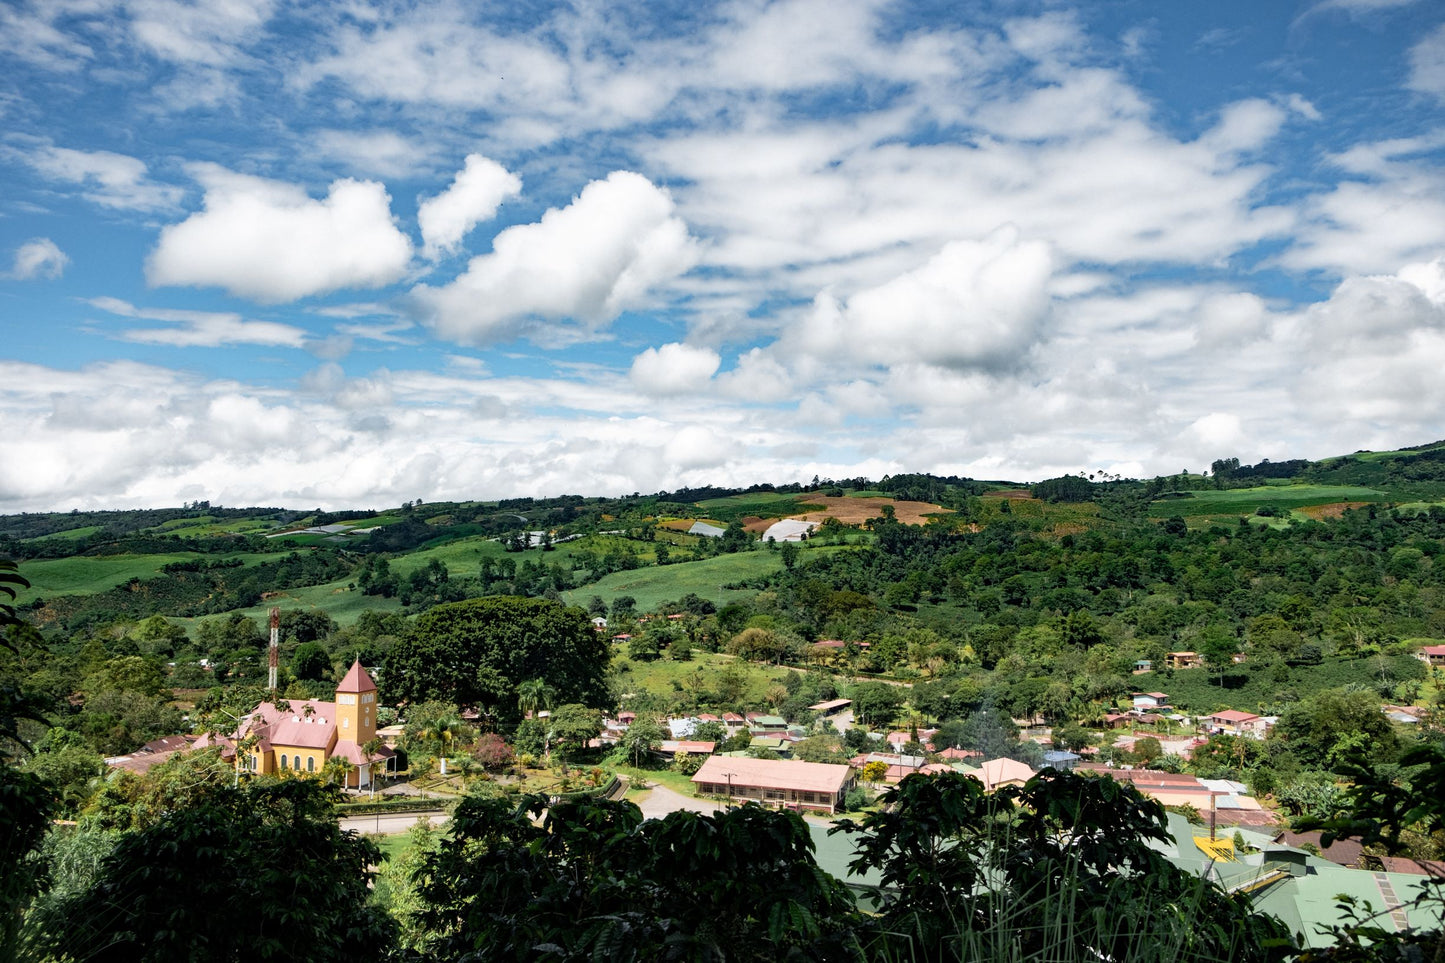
<box><xmin>562</xmin><ymin>551</ymin><xmax>785</xmax><ymax>611</ymax></box>
<box><xmin>693</xmin><ymin>492</ymin><xmax>825</xmax><ymax>523</ymax></box>
<box><xmin>1148</xmin><ymin>485</ymin><xmax>1388</xmax><ymax>518</ymax></box>
<box><xmin>13</xmin><ymin>551</ymin><xmax>301</xmax><ymax>603</ymax></box>
<box><xmin>217</xmin><ymin>579</ymin><xmax>402</xmax><ymax>628</ymax></box>
<box><xmin>13</xmin><ymin>553</ymin><xmax>208</xmax><ymax>601</ymax></box>
<box><xmin>613</xmin><ymin>650</ymin><xmax>796</xmax><ymax>706</ymax></box>
<box><xmin>23</xmin><ymin>524</ymin><xmax>103</xmax><ymax>541</ymax></box>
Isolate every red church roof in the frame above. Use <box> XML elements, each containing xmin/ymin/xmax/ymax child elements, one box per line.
<box><xmin>336</xmin><ymin>659</ymin><xmax>377</xmax><ymax>694</ymax></box>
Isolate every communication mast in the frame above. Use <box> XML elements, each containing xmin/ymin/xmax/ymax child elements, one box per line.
<box><xmin>268</xmin><ymin>607</ymin><xmax>280</xmax><ymax>690</ymax></box>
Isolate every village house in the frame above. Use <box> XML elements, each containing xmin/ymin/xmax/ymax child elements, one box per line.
<box><xmin>1131</xmin><ymin>692</ymin><xmax>1171</xmax><ymax>712</ymax></box>
<box><xmin>808</xmin><ymin>697</ymin><xmax>852</xmax><ymax>719</ymax></box>
<box><xmin>692</xmin><ymin>755</ymin><xmax>854</xmax><ymax>813</ymax></box>
<box><xmin>225</xmin><ymin>660</ymin><xmax>395</xmax><ymax>789</ymax></box>
<box><xmin>1166</xmin><ymin>651</ymin><xmax>1203</xmax><ymax>669</ymax></box>
<box><xmin>1416</xmin><ymin>643</ymin><xmax>1445</xmax><ymax>669</ymax></box>
<box><xmin>1204</xmin><ymin>709</ymin><xmax>1272</xmax><ymax>739</ymax></box>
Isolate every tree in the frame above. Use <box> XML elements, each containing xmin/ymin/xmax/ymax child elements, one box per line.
<box><xmin>40</xmin><ymin>779</ymin><xmax>396</xmax><ymax>963</ymax></box>
<box><xmin>387</xmin><ymin>597</ymin><xmax>609</xmax><ymax>723</ymax></box>
<box><xmin>0</xmin><ymin>764</ymin><xmax>53</xmax><ymax>960</ymax></box>
<box><xmin>517</xmin><ymin>678</ymin><xmax>557</xmax><ymax>720</ymax></box>
<box><xmin>851</xmin><ymin>682</ymin><xmax>904</xmax><ymax>728</ymax></box>
<box><xmin>416</xmin><ymin>794</ymin><xmax>862</xmax><ymax>961</ymax></box>
<box><xmin>471</xmin><ymin>732</ymin><xmax>513</xmax><ymax>772</ymax></box>
<box><xmin>292</xmin><ymin>640</ymin><xmax>331</xmax><ymax>681</ymax></box>
<box><xmin>838</xmin><ymin>769</ymin><xmax>1291</xmax><ymax>963</ymax></box>
<box><xmin>1198</xmin><ymin>627</ymin><xmax>1238</xmax><ymax>685</ymax></box>
<box><xmin>548</xmin><ymin>703</ymin><xmax>603</xmax><ymax>764</ymax></box>
<box><xmin>622</xmin><ymin>715</ymin><xmax>666</xmax><ymax>768</ymax></box>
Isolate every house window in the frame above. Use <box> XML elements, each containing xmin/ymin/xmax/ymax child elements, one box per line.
<box><xmin>764</xmin><ymin>790</ymin><xmax>783</xmax><ymax>800</ymax></box>
<box><xmin>307</xmin><ymin>756</ymin><xmax>315</xmax><ymax>772</ymax></box>
<box><xmin>280</xmin><ymin>755</ymin><xmax>289</xmax><ymax>770</ymax></box>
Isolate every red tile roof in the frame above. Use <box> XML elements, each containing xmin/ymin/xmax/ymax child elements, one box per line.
<box><xmin>692</xmin><ymin>755</ymin><xmax>851</xmax><ymax>794</ymax></box>
<box><xmin>336</xmin><ymin>659</ymin><xmax>377</xmax><ymax>694</ymax></box>
<box><xmin>1207</xmin><ymin>710</ymin><xmax>1261</xmax><ymax>724</ymax></box>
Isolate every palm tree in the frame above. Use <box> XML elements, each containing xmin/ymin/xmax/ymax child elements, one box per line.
<box><xmin>322</xmin><ymin>755</ymin><xmax>355</xmax><ymax>788</ymax></box>
<box><xmin>362</xmin><ymin>737</ymin><xmax>386</xmax><ymax>799</ymax></box>
<box><xmin>517</xmin><ymin>678</ymin><xmax>557</xmax><ymax>720</ymax></box>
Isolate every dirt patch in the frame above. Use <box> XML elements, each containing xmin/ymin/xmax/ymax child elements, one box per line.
<box><xmin>793</xmin><ymin>495</ymin><xmax>950</xmax><ymax>526</ymax></box>
<box><xmin>741</xmin><ymin>515</ymin><xmax>771</xmax><ymax>534</ymax></box>
<box><xmin>1299</xmin><ymin>501</ymin><xmax>1371</xmax><ymax>520</ymax></box>
<box><xmin>981</xmin><ymin>489</ymin><xmax>1033</xmax><ymax>499</ymax></box>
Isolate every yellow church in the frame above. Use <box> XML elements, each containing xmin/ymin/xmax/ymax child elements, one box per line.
<box><xmin>230</xmin><ymin>659</ymin><xmax>395</xmax><ymax>789</ymax></box>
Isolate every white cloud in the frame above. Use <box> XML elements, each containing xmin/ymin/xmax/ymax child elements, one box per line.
<box><xmin>24</xmin><ymin>145</ymin><xmax>183</xmax><ymax>211</ymax></box>
<box><xmin>315</xmin><ymin>130</ymin><xmax>429</xmax><ymax>179</ymax></box>
<box><xmin>412</xmin><ymin>170</ymin><xmax>696</xmax><ymax>345</ymax></box>
<box><xmin>796</xmin><ymin>227</ymin><xmax>1054</xmax><ymax>370</ymax></box>
<box><xmin>629</xmin><ymin>342</ymin><xmax>721</xmax><ymax>395</ymax></box>
<box><xmin>147</xmin><ymin>165</ymin><xmax>413</xmax><ymax>302</ymax></box>
<box><xmin>0</xmin><ymin>1</ymin><xmax>96</xmax><ymax>72</ymax></box>
<box><xmin>1202</xmin><ymin>98</ymin><xmax>1289</xmax><ymax>154</ymax></box>
<box><xmin>87</xmin><ymin>296</ymin><xmax>309</xmax><ymax>347</ymax></box>
<box><xmin>1409</xmin><ymin>23</ymin><xmax>1445</xmax><ymax>102</ymax></box>
<box><xmin>8</xmin><ymin>238</ymin><xmax>68</xmax><ymax>280</ymax></box>
<box><xmin>126</xmin><ymin>0</ymin><xmax>275</xmax><ymax>65</ymax></box>
<box><xmin>417</xmin><ymin>154</ymin><xmax>521</xmax><ymax>259</ymax></box>
<box><xmin>1281</xmin><ymin>140</ymin><xmax>1445</xmax><ymax>274</ymax></box>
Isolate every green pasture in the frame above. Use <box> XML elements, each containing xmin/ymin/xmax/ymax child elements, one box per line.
<box><xmin>692</xmin><ymin>493</ymin><xmax>825</xmax><ymax>523</ymax></box>
<box><xmin>220</xmin><ymin>579</ymin><xmax>402</xmax><ymax>628</ymax></box>
<box><xmin>563</xmin><ymin>551</ymin><xmax>784</xmax><ymax>612</ymax></box>
<box><xmin>1148</xmin><ymin>484</ymin><xmax>1388</xmax><ymax>517</ymax></box>
<box><xmin>14</xmin><ymin>553</ymin><xmax>209</xmax><ymax>601</ymax></box>
<box><xmin>23</xmin><ymin>525</ymin><xmax>103</xmax><ymax>542</ymax></box>
<box><xmin>613</xmin><ymin>651</ymin><xmax>795</xmax><ymax>708</ymax></box>
<box><xmin>153</xmin><ymin>515</ymin><xmax>281</xmax><ymax>537</ymax></box>
<box><xmin>1326</xmin><ymin>443</ymin><xmax>1445</xmax><ymax>464</ymax></box>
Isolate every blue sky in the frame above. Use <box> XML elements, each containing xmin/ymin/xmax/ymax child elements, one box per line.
<box><xmin>3</xmin><ymin>0</ymin><xmax>1445</xmax><ymax>511</ymax></box>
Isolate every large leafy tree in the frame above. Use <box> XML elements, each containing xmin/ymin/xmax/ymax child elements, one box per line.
<box><xmin>416</xmin><ymin>793</ymin><xmax>863</xmax><ymax>962</ymax></box>
<box><xmin>40</xmin><ymin>778</ymin><xmax>396</xmax><ymax>963</ymax></box>
<box><xmin>386</xmin><ymin>597</ymin><xmax>609</xmax><ymax>722</ymax></box>
<box><xmin>837</xmin><ymin>769</ymin><xmax>1293</xmax><ymax>963</ymax></box>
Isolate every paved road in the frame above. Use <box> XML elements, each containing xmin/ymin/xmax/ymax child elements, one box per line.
<box><xmin>629</xmin><ymin>782</ymin><xmax>730</xmax><ymax>820</ymax></box>
<box><xmin>341</xmin><ymin>810</ymin><xmax>447</xmax><ymax>835</ymax></box>
<box><xmin>342</xmin><ymin>782</ymin><xmax>733</xmax><ymax>836</ymax></box>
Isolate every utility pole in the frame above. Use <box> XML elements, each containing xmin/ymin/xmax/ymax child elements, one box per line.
<box><xmin>267</xmin><ymin>607</ymin><xmax>279</xmax><ymax>691</ymax></box>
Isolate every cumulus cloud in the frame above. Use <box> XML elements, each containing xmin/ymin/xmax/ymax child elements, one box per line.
<box><xmin>8</xmin><ymin>238</ymin><xmax>68</xmax><ymax>280</ymax></box>
<box><xmin>417</xmin><ymin>154</ymin><xmax>521</xmax><ymax>259</ymax></box>
<box><xmin>412</xmin><ymin>171</ymin><xmax>696</xmax><ymax>345</ymax></box>
<box><xmin>797</xmin><ymin>227</ymin><xmax>1054</xmax><ymax>370</ymax></box>
<box><xmin>147</xmin><ymin>165</ymin><xmax>413</xmax><ymax>302</ymax></box>
<box><xmin>87</xmin><ymin>296</ymin><xmax>309</xmax><ymax>348</ymax></box>
<box><xmin>629</xmin><ymin>342</ymin><xmax>721</xmax><ymax>395</ymax></box>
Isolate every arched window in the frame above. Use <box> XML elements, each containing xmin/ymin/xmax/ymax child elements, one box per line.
<box><xmin>279</xmin><ymin>755</ymin><xmax>289</xmax><ymax>770</ymax></box>
<box><xmin>306</xmin><ymin>756</ymin><xmax>315</xmax><ymax>772</ymax></box>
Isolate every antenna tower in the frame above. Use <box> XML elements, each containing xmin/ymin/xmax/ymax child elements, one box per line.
<box><xmin>268</xmin><ymin>607</ymin><xmax>280</xmax><ymax>690</ymax></box>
